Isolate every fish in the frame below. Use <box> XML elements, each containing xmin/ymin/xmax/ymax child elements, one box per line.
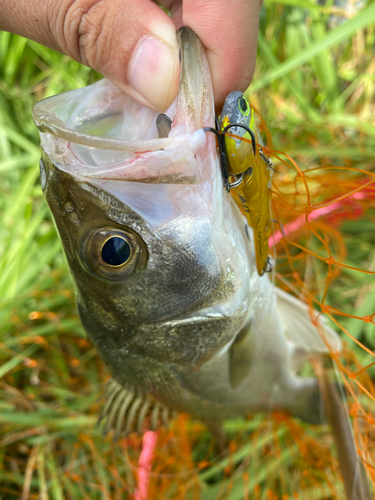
<box><xmin>33</xmin><ymin>26</ymin><xmax>369</xmax><ymax>498</ymax></box>
<box><xmin>220</xmin><ymin>91</ymin><xmax>273</xmax><ymax>276</ymax></box>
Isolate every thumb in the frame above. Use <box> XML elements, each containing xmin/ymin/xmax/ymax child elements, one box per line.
<box><xmin>67</xmin><ymin>0</ymin><xmax>181</xmax><ymax>111</ymax></box>
<box><xmin>1</xmin><ymin>0</ymin><xmax>180</xmax><ymax>111</ymax></box>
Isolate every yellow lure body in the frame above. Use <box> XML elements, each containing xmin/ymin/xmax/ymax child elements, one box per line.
<box><xmin>221</xmin><ymin>112</ymin><xmax>256</xmax><ymax>175</ymax></box>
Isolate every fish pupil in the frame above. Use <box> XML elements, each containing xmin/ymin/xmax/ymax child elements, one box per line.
<box><xmin>101</xmin><ymin>237</ymin><xmax>131</xmax><ymax>266</ymax></box>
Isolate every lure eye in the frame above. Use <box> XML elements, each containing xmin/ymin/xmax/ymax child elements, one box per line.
<box><xmin>101</xmin><ymin>236</ymin><xmax>131</xmax><ymax>266</ymax></box>
<box><xmin>86</xmin><ymin>228</ymin><xmax>147</xmax><ymax>280</ymax></box>
<box><xmin>238</xmin><ymin>96</ymin><xmax>250</xmax><ymax>116</ymax></box>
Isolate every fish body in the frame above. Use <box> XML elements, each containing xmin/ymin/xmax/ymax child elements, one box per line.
<box><xmin>34</xmin><ymin>27</ymin><xmax>340</xmax><ymax>426</ymax></box>
<box><xmin>33</xmin><ymin>28</ymin><xmax>371</xmax><ymax>497</ymax></box>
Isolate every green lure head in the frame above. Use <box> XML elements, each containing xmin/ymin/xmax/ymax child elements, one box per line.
<box><xmin>220</xmin><ymin>91</ymin><xmax>256</xmax><ymax>176</ymax></box>
<box><xmin>221</xmin><ymin>91</ymin><xmax>254</xmax><ymax>132</ymax></box>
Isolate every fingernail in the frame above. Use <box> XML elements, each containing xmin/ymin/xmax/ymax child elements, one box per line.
<box><xmin>129</xmin><ymin>36</ymin><xmax>179</xmax><ymax>111</ymax></box>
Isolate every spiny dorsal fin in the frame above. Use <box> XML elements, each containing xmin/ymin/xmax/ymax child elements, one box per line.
<box><xmin>98</xmin><ymin>378</ymin><xmax>177</xmax><ymax>438</ymax></box>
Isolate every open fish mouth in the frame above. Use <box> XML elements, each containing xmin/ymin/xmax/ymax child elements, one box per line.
<box><xmin>33</xmin><ymin>27</ymin><xmax>215</xmax><ymax>184</ymax></box>
<box><xmin>33</xmin><ymin>27</ymin><xmax>222</xmax><ymax>230</ymax></box>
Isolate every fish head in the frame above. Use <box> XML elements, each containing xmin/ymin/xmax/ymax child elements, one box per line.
<box><xmin>34</xmin><ymin>28</ymin><xmax>258</xmax><ymax>380</ymax></box>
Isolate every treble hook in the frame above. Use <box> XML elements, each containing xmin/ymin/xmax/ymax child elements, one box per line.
<box><xmin>204</xmin><ymin>118</ymin><xmax>258</xmax><ymax>192</ymax></box>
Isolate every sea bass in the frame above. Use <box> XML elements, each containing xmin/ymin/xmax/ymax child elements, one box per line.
<box><xmin>33</xmin><ymin>26</ymin><xmax>340</xmax><ymax>427</ymax></box>
<box><xmin>33</xmin><ymin>27</ymin><xmax>370</xmax><ymax>498</ymax></box>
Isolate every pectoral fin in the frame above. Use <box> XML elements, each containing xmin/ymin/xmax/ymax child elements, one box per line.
<box><xmin>229</xmin><ymin>324</ymin><xmax>253</xmax><ymax>389</ymax></box>
<box><xmin>157</xmin><ymin>114</ymin><xmax>172</xmax><ymax>138</ymax></box>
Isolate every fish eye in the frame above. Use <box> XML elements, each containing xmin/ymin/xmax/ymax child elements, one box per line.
<box><xmin>85</xmin><ymin>228</ymin><xmax>147</xmax><ymax>281</ymax></box>
<box><xmin>238</xmin><ymin>96</ymin><xmax>250</xmax><ymax>116</ymax></box>
<box><xmin>101</xmin><ymin>236</ymin><xmax>131</xmax><ymax>267</ymax></box>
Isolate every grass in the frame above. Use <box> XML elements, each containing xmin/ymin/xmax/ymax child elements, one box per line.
<box><xmin>1</xmin><ymin>0</ymin><xmax>375</xmax><ymax>498</ymax></box>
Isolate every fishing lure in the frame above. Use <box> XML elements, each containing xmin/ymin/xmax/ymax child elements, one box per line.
<box><xmin>220</xmin><ymin>92</ymin><xmax>274</xmax><ymax>276</ymax></box>
<box><xmin>201</xmin><ymin>92</ymin><xmax>273</xmax><ymax>276</ymax></box>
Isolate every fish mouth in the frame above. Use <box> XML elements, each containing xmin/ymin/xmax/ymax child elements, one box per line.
<box><xmin>34</xmin><ymin>26</ymin><xmax>220</xmax><ymax>229</ymax></box>
<box><xmin>50</xmin><ymin>128</ymin><xmax>208</xmax><ymax>185</ymax></box>
<box><xmin>33</xmin><ymin>27</ymin><xmax>216</xmax><ymax>185</ymax></box>
<box><xmin>39</xmin><ymin>129</ymin><xmax>213</xmax><ymax>230</ymax></box>
<box><xmin>36</xmin><ymin>83</ymin><xmax>214</xmax><ymax>227</ymax></box>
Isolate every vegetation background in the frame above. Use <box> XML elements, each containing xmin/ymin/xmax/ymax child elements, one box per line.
<box><xmin>1</xmin><ymin>0</ymin><xmax>375</xmax><ymax>498</ymax></box>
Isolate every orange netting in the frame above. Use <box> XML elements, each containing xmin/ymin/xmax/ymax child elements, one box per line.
<box><xmin>260</xmin><ymin>128</ymin><xmax>375</xmax><ymax>489</ymax></box>
<box><xmin>131</xmin><ymin>119</ymin><xmax>375</xmax><ymax>499</ymax></box>
<box><xmin>99</xmin><ymin>118</ymin><xmax>375</xmax><ymax>499</ymax></box>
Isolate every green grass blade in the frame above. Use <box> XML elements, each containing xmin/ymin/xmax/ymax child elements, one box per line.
<box><xmin>252</xmin><ymin>2</ymin><xmax>375</xmax><ymax>91</ymax></box>
<box><xmin>0</xmin><ymin>344</ymin><xmax>41</xmax><ymax>378</ymax></box>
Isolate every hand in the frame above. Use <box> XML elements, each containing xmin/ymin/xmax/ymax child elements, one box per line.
<box><xmin>0</xmin><ymin>0</ymin><xmax>260</xmax><ymax>112</ymax></box>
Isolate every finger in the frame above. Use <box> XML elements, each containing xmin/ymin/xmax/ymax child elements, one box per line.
<box><xmin>162</xmin><ymin>0</ymin><xmax>260</xmax><ymax>110</ymax></box>
<box><xmin>0</xmin><ymin>0</ymin><xmax>180</xmax><ymax>112</ymax></box>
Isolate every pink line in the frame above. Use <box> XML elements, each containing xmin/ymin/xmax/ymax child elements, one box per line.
<box><xmin>269</xmin><ymin>192</ymin><xmax>366</xmax><ymax>246</ymax></box>
<box><xmin>134</xmin><ymin>431</ymin><xmax>158</xmax><ymax>500</ymax></box>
